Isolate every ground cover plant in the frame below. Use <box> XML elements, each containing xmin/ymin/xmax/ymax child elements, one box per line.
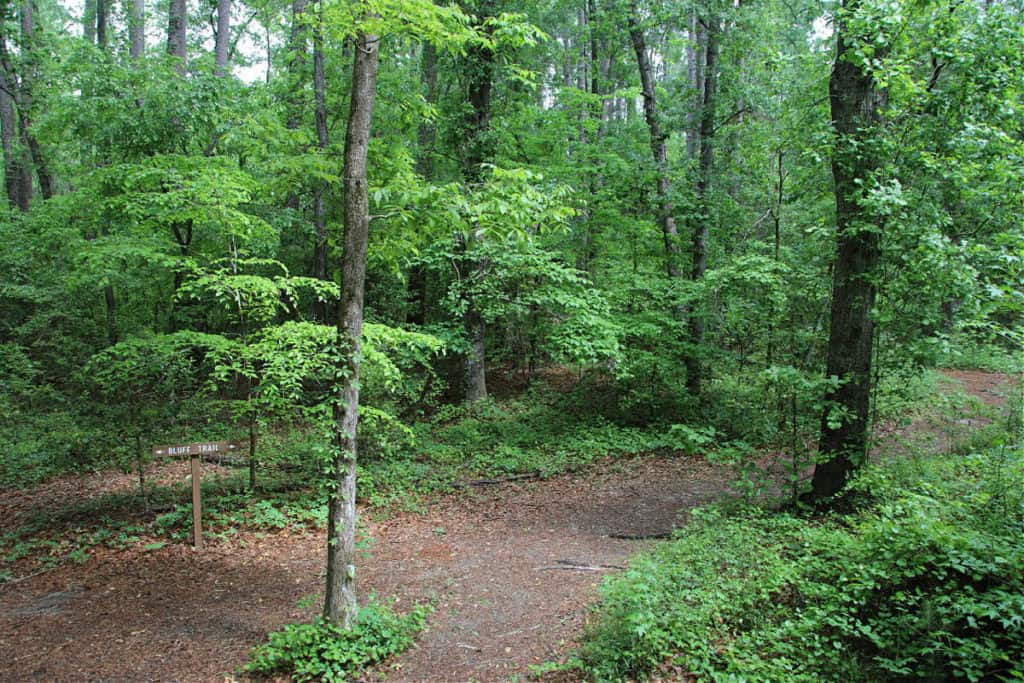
<box><xmin>571</xmin><ymin>390</ymin><xmax>1024</xmax><ymax>682</ymax></box>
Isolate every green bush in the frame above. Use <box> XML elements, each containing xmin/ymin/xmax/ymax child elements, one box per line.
<box><xmin>245</xmin><ymin>599</ymin><xmax>430</xmax><ymax>682</ymax></box>
<box><xmin>577</xmin><ymin>441</ymin><xmax>1024</xmax><ymax>682</ymax></box>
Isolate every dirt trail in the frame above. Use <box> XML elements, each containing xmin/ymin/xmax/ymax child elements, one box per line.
<box><xmin>0</xmin><ymin>370</ymin><xmax>1015</xmax><ymax>682</ymax></box>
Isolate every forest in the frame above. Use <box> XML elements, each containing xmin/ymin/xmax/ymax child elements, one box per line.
<box><xmin>0</xmin><ymin>0</ymin><xmax>1021</xmax><ymax>679</ymax></box>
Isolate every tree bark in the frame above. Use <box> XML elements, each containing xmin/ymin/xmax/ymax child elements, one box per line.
<box><xmin>685</xmin><ymin>13</ymin><xmax>702</xmax><ymax>163</ymax></box>
<box><xmin>460</xmin><ymin>3</ymin><xmax>496</xmax><ymax>403</ymax></box>
<box><xmin>325</xmin><ymin>28</ymin><xmax>379</xmax><ymax>629</ymax></box>
<box><xmin>283</xmin><ymin>0</ymin><xmax>308</xmax><ymax>217</ymax></box>
<box><xmin>96</xmin><ymin>0</ymin><xmax>107</xmax><ymax>49</ymax></box>
<box><xmin>0</xmin><ymin>81</ymin><xmax>25</xmax><ymax>211</ymax></box>
<box><xmin>685</xmin><ymin>19</ymin><xmax>719</xmax><ymax>397</ymax></box>
<box><xmin>285</xmin><ymin>0</ymin><xmax>308</xmax><ymax>130</ymax></box>
<box><xmin>13</xmin><ymin>0</ymin><xmax>51</xmax><ymax>201</ymax></box>
<box><xmin>215</xmin><ymin>0</ymin><xmax>230</xmax><ymax>76</ymax></box>
<box><xmin>810</xmin><ymin>0</ymin><xmax>888</xmax><ymax>501</ymax></box>
<box><xmin>167</xmin><ymin>0</ymin><xmax>187</xmax><ymax>69</ymax></box>
<box><xmin>415</xmin><ymin>42</ymin><xmax>437</xmax><ymax>178</ymax></box>
<box><xmin>84</xmin><ymin>0</ymin><xmax>96</xmax><ymax>44</ymax></box>
<box><xmin>628</xmin><ymin>6</ymin><xmax>682</xmax><ymax>280</ymax></box>
<box><xmin>129</xmin><ymin>0</ymin><xmax>145</xmax><ymax>59</ymax></box>
<box><xmin>311</xmin><ymin>10</ymin><xmax>328</xmax><ymax>300</ymax></box>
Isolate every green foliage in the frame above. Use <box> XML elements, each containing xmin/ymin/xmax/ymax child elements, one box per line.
<box><xmin>576</xmin><ymin>435</ymin><xmax>1024</xmax><ymax>682</ymax></box>
<box><xmin>245</xmin><ymin>599</ymin><xmax>431</xmax><ymax>682</ymax></box>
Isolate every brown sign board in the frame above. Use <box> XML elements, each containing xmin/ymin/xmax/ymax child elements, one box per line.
<box><xmin>152</xmin><ymin>441</ymin><xmax>245</xmax><ymax>457</ymax></box>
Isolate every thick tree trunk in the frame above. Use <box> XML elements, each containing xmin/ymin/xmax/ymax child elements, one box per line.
<box><xmin>167</xmin><ymin>0</ymin><xmax>187</xmax><ymax>68</ymax></box>
<box><xmin>0</xmin><ymin>84</ymin><xmax>25</xmax><ymax>211</ymax></box>
<box><xmin>810</xmin><ymin>0</ymin><xmax>887</xmax><ymax>501</ymax></box>
<box><xmin>325</xmin><ymin>29</ymin><xmax>379</xmax><ymax>629</ymax></box>
<box><xmin>685</xmin><ymin>20</ymin><xmax>719</xmax><ymax>397</ymax></box>
<box><xmin>628</xmin><ymin>7</ymin><xmax>682</xmax><ymax>280</ymax></box>
<box><xmin>13</xmin><ymin>1</ymin><xmax>50</xmax><ymax>201</ymax></box>
<box><xmin>130</xmin><ymin>0</ymin><xmax>145</xmax><ymax>59</ymax></box>
<box><xmin>215</xmin><ymin>0</ymin><xmax>230</xmax><ymax>76</ymax></box>
<box><xmin>460</xmin><ymin>5</ymin><xmax>496</xmax><ymax>403</ymax></box>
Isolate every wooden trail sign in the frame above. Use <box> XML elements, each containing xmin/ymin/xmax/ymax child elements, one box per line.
<box><xmin>152</xmin><ymin>441</ymin><xmax>244</xmax><ymax>458</ymax></box>
<box><xmin>152</xmin><ymin>441</ymin><xmax>245</xmax><ymax>550</ymax></box>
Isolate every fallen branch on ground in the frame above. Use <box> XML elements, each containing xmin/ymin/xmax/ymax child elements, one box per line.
<box><xmin>533</xmin><ymin>560</ymin><xmax>624</xmax><ymax>572</ymax></box>
<box><xmin>449</xmin><ymin>471</ymin><xmax>541</xmax><ymax>488</ymax></box>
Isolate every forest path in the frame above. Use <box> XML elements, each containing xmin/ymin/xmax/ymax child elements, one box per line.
<box><xmin>0</xmin><ymin>370</ymin><xmax>1015</xmax><ymax>682</ymax></box>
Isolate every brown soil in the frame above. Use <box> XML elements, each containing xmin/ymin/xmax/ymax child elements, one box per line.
<box><xmin>0</xmin><ymin>370</ymin><xmax>1015</xmax><ymax>682</ymax></box>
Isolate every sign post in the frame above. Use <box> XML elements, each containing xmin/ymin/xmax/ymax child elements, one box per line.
<box><xmin>152</xmin><ymin>441</ymin><xmax>244</xmax><ymax>549</ymax></box>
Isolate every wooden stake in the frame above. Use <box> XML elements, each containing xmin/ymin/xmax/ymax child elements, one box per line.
<box><xmin>190</xmin><ymin>455</ymin><xmax>203</xmax><ymax>549</ymax></box>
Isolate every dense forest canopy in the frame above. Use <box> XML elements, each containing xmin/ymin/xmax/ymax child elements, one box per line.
<box><xmin>0</xmin><ymin>0</ymin><xmax>1022</xmax><ymax>651</ymax></box>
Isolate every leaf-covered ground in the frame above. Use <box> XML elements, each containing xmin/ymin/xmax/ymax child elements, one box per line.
<box><xmin>0</xmin><ymin>370</ymin><xmax>1012</xmax><ymax>682</ymax></box>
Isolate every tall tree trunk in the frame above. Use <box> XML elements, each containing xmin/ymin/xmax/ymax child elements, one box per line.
<box><xmin>415</xmin><ymin>42</ymin><xmax>437</xmax><ymax>178</ymax></box>
<box><xmin>284</xmin><ymin>0</ymin><xmax>308</xmax><ymax>215</ymax></box>
<box><xmin>685</xmin><ymin>19</ymin><xmax>719</xmax><ymax>397</ymax></box>
<box><xmin>129</xmin><ymin>0</ymin><xmax>145</xmax><ymax>58</ymax></box>
<box><xmin>167</xmin><ymin>0</ymin><xmax>187</xmax><ymax>69</ymax></box>
<box><xmin>13</xmin><ymin>1</ymin><xmax>50</xmax><ymax>201</ymax></box>
<box><xmin>810</xmin><ymin>0</ymin><xmax>888</xmax><ymax>501</ymax></box>
<box><xmin>285</xmin><ymin>0</ymin><xmax>308</xmax><ymax>130</ymax></box>
<box><xmin>325</xmin><ymin>28</ymin><xmax>379</xmax><ymax>629</ymax></box>
<box><xmin>407</xmin><ymin>41</ymin><xmax>438</xmax><ymax>325</ymax></box>
<box><xmin>628</xmin><ymin>6</ymin><xmax>682</xmax><ymax>280</ymax></box>
<box><xmin>460</xmin><ymin>4</ymin><xmax>496</xmax><ymax>404</ymax></box>
<box><xmin>685</xmin><ymin>14</ymin><xmax>701</xmax><ymax>163</ymax></box>
<box><xmin>84</xmin><ymin>0</ymin><xmax>97</xmax><ymax>44</ymax></box>
<box><xmin>215</xmin><ymin>0</ymin><xmax>230</xmax><ymax>76</ymax></box>
<box><xmin>0</xmin><ymin>82</ymin><xmax>25</xmax><ymax>211</ymax></box>
<box><xmin>311</xmin><ymin>10</ymin><xmax>328</xmax><ymax>301</ymax></box>
<box><xmin>96</xmin><ymin>0</ymin><xmax>107</xmax><ymax>49</ymax></box>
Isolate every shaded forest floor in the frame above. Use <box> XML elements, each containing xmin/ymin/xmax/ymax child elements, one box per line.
<box><xmin>0</xmin><ymin>370</ymin><xmax>1015</xmax><ymax>682</ymax></box>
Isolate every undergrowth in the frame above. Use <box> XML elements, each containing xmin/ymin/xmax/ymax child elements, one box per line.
<box><xmin>566</xmin><ymin>414</ymin><xmax>1024</xmax><ymax>682</ymax></box>
<box><xmin>244</xmin><ymin>599</ymin><xmax>430</xmax><ymax>682</ymax></box>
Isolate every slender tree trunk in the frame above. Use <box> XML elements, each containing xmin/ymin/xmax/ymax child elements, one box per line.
<box><xmin>767</xmin><ymin>149</ymin><xmax>784</xmax><ymax>368</ymax></box>
<box><xmin>135</xmin><ymin>433</ymin><xmax>149</xmax><ymax>513</ymax></box>
<box><xmin>628</xmin><ymin>6</ymin><xmax>682</xmax><ymax>280</ymax></box>
<box><xmin>810</xmin><ymin>0</ymin><xmax>888</xmax><ymax>501</ymax></box>
<box><xmin>416</xmin><ymin>42</ymin><xmax>437</xmax><ymax>178</ymax></box>
<box><xmin>685</xmin><ymin>14</ymin><xmax>701</xmax><ymax>162</ymax></box>
<box><xmin>167</xmin><ymin>0</ymin><xmax>187</xmax><ymax>69</ymax></box>
<box><xmin>408</xmin><ymin>41</ymin><xmax>438</xmax><ymax>324</ymax></box>
<box><xmin>286</xmin><ymin>0</ymin><xmax>308</xmax><ymax>130</ymax></box>
<box><xmin>284</xmin><ymin>0</ymin><xmax>308</xmax><ymax>216</ymax></box>
<box><xmin>248</xmin><ymin>416</ymin><xmax>257</xmax><ymax>489</ymax></box>
<box><xmin>311</xmin><ymin>10</ymin><xmax>329</xmax><ymax>310</ymax></box>
<box><xmin>325</xmin><ymin>28</ymin><xmax>379</xmax><ymax>629</ymax></box>
<box><xmin>130</xmin><ymin>0</ymin><xmax>145</xmax><ymax>58</ymax></box>
<box><xmin>215</xmin><ymin>0</ymin><xmax>230</xmax><ymax>76</ymax></box>
<box><xmin>84</xmin><ymin>0</ymin><xmax>97</xmax><ymax>44</ymax></box>
<box><xmin>685</xmin><ymin>20</ymin><xmax>720</xmax><ymax>397</ymax></box>
<box><xmin>96</xmin><ymin>0</ymin><xmax>107</xmax><ymax>49</ymax></box>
